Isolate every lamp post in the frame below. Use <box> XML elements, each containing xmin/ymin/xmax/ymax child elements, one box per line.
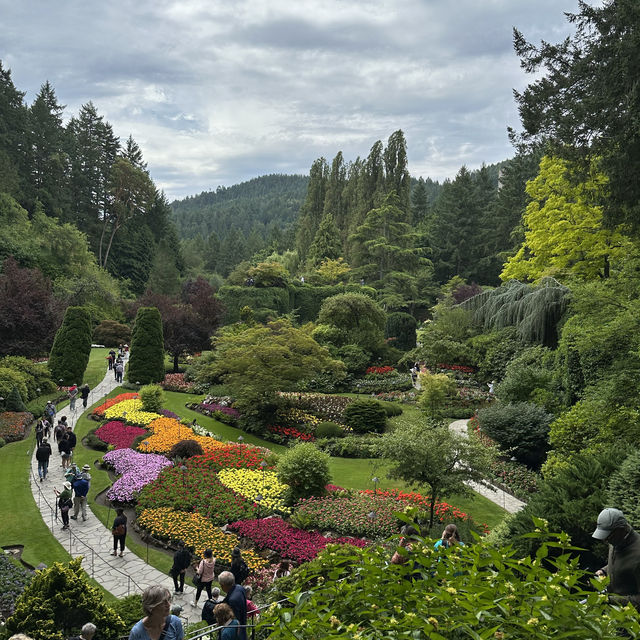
<box><xmin>238</xmin><ymin>436</ymin><xmax>244</xmax><ymax>443</ymax></box>
<box><xmin>255</xmin><ymin>493</ymin><xmax>262</xmax><ymax>519</ymax></box>
<box><xmin>180</xmin><ymin>464</ymin><xmax>188</xmax><ymax>489</ymax></box>
<box><xmin>368</xmin><ymin>510</ymin><xmax>378</xmax><ymax>538</ymax></box>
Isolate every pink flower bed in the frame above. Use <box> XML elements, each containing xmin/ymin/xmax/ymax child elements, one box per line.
<box><xmin>94</xmin><ymin>421</ymin><xmax>147</xmax><ymax>449</ymax></box>
<box><xmin>228</xmin><ymin>517</ymin><xmax>368</xmax><ymax>563</ymax></box>
<box><xmin>161</xmin><ymin>373</ymin><xmax>194</xmax><ymax>392</ymax></box>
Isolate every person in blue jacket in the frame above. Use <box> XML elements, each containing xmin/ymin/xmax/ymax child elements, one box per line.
<box><xmin>434</xmin><ymin>523</ymin><xmax>464</xmax><ymax>550</ymax></box>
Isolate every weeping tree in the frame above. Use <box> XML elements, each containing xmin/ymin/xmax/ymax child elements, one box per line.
<box><xmin>461</xmin><ymin>278</ymin><xmax>570</xmax><ymax>347</ymax></box>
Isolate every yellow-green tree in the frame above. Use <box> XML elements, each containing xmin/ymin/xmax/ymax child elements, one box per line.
<box><xmin>501</xmin><ymin>156</ymin><xmax>632</xmax><ymax>282</ymax></box>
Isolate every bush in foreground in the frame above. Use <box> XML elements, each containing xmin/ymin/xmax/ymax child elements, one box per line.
<box><xmin>276</xmin><ymin>442</ymin><xmax>331</xmax><ymax>503</ymax></box>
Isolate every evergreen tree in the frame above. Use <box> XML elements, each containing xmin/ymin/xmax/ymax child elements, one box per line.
<box><xmin>48</xmin><ymin>306</ymin><xmax>93</xmax><ymax>385</ymax></box>
<box><xmin>123</xmin><ymin>134</ymin><xmax>147</xmax><ymax>171</ymax></box>
<box><xmin>307</xmin><ymin>213</ymin><xmax>342</xmax><ymax>267</ymax></box>
<box><xmin>204</xmin><ymin>230</ymin><xmax>220</xmax><ymax>272</ymax></box>
<box><xmin>295</xmin><ymin>157</ymin><xmax>328</xmax><ymax>260</ymax></box>
<box><xmin>128</xmin><ymin>306</ymin><xmax>165</xmax><ymax>384</ymax></box>
<box><xmin>383</xmin><ymin>130</ymin><xmax>411</xmax><ymax>213</ymax></box>
<box><xmin>6</xmin><ymin>386</ymin><xmax>27</xmax><ymax>412</ymax></box>
<box><xmin>217</xmin><ymin>228</ymin><xmax>247</xmax><ymax>276</ymax></box>
<box><xmin>146</xmin><ymin>238</ymin><xmax>181</xmax><ymax>295</ymax></box>
<box><xmin>107</xmin><ymin>223</ymin><xmax>156</xmax><ymax>294</ymax></box>
<box><xmin>323</xmin><ymin>151</ymin><xmax>347</xmax><ymax>230</ymax></box>
<box><xmin>411</xmin><ymin>177</ymin><xmax>429</xmax><ymax>224</ymax></box>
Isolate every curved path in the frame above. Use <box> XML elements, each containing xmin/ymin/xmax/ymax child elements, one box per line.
<box><xmin>448</xmin><ymin>419</ymin><xmax>526</xmax><ymax>514</ymax></box>
<box><xmin>29</xmin><ymin>359</ymin><xmax>203</xmax><ymax>621</ymax></box>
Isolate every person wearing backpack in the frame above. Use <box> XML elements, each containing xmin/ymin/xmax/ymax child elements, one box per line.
<box><xmin>111</xmin><ymin>508</ymin><xmax>127</xmax><ymax>557</ymax></box>
<box><xmin>80</xmin><ymin>384</ymin><xmax>90</xmax><ymax>408</ymax></box>
<box><xmin>230</xmin><ymin>548</ymin><xmax>249</xmax><ymax>585</ymax></box>
<box><xmin>36</xmin><ymin>437</ymin><xmax>52</xmax><ymax>481</ymax></box>
<box><xmin>56</xmin><ymin>481</ymin><xmax>73</xmax><ymax>530</ymax></box>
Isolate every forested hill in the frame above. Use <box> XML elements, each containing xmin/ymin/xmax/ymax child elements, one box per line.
<box><xmin>170</xmin><ymin>174</ymin><xmax>309</xmax><ymax>240</ymax></box>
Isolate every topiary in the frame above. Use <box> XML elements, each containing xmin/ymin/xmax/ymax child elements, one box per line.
<box><xmin>343</xmin><ymin>399</ymin><xmax>387</xmax><ymax>434</ymax></box>
<box><xmin>169</xmin><ymin>439</ymin><xmax>205</xmax><ymax>459</ymax></box>
<box><xmin>5</xmin><ymin>386</ymin><xmax>27</xmax><ymax>412</ymax></box>
<box><xmin>127</xmin><ymin>307</ymin><xmax>165</xmax><ymax>384</ymax></box>
<box><xmin>276</xmin><ymin>442</ymin><xmax>331</xmax><ymax>503</ymax></box>
<box><xmin>315</xmin><ymin>421</ymin><xmax>344</xmax><ymax>438</ymax></box>
<box><xmin>139</xmin><ymin>384</ymin><xmax>165</xmax><ymax>413</ymax></box>
<box><xmin>48</xmin><ymin>306</ymin><xmax>93</xmax><ymax>386</ymax></box>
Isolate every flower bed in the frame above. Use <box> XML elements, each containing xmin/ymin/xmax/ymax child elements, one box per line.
<box><xmin>266</xmin><ymin>424</ymin><xmax>315</xmax><ymax>442</ymax></box>
<box><xmin>488</xmin><ymin>459</ymin><xmax>538</xmax><ymax>500</ymax></box>
<box><xmin>0</xmin><ymin>411</ymin><xmax>32</xmax><ymax>442</ymax></box>
<box><xmin>103</xmin><ymin>449</ymin><xmax>173</xmax><ymax>503</ymax></box>
<box><xmin>277</xmin><ymin>392</ymin><xmax>353</xmax><ymax>423</ymax></box>
<box><xmin>228</xmin><ymin>517</ymin><xmax>368</xmax><ymax>563</ymax></box>
<box><xmin>365</xmin><ymin>366</ymin><xmax>396</xmax><ymax>375</ymax></box>
<box><xmin>0</xmin><ymin>553</ymin><xmax>32</xmax><ymax>618</ymax></box>
<box><xmin>136</xmin><ymin>507</ymin><xmax>267</xmax><ymax>569</ymax></box>
<box><xmin>277</xmin><ymin>408</ymin><xmax>321</xmax><ymax>430</ymax></box>
<box><xmin>92</xmin><ymin>393</ymin><xmax>139</xmax><ymax>417</ymax></box>
<box><xmin>94</xmin><ymin>421</ymin><xmax>147</xmax><ymax>450</ymax></box>
<box><xmin>103</xmin><ymin>399</ymin><xmax>161</xmax><ymax>426</ymax></box>
<box><xmin>189</xmin><ymin>446</ymin><xmax>274</xmax><ymax>473</ymax></box>
<box><xmin>200</xmin><ymin>403</ymin><xmax>240</xmax><ymax>419</ymax></box>
<box><xmin>374</xmin><ymin>390</ymin><xmax>417</xmax><ymax>403</ymax></box>
<box><xmin>137</xmin><ymin>465</ymin><xmax>258</xmax><ymax>524</ymax></box>
<box><xmin>161</xmin><ymin>373</ymin><xmax>195</xmax><ymax>393</ymax></box>
<box><xmin>217</xmin><ymin>468</ymin><xmax>291</xmax><ymax>514</ymax></box>
<box><xmin>137</xmin><ymin>416</ymin><xmax>228</xmax><ymax>454</ymax></box>
<box><xmin>349</xmin><ymin>373</ymin><xmax>413</xmax><ymax>393</ymax></box>
<box><xmin>437</xmin><ymin>363</ymin><xmax>475</xmax><ymax>373</ymax></box>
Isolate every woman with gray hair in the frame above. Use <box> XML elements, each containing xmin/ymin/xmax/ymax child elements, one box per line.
<box><xmin>128</xmin><ymin>585</ymin><xmax>184</xmax><ymax>640</ymax></box>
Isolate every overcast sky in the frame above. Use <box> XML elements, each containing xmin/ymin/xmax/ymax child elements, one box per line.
<box><xmin>2</xmin><ymin>1</ymin><xmax>581</xmax><ymax>201</ymax></box>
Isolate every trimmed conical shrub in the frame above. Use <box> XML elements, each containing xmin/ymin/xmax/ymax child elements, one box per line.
<box><xmin>6</xmin><ymin>386</ymin><xmax>27</xmax><ymax>412</ymax></box>
<box><xmin>128</xmin><ymin>307</ymin><xmax>165</xmax><ymax>384</ymax></box>
<box><xmin>48</xmin><ymin>306</ymin><xmax>92</xmax><ymax>386</ymax></box>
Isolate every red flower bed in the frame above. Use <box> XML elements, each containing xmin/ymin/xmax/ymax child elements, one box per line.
<box><xmin>93</xmin><ymin>393</ymin><xmax>139</xmax><ymax>417</ymax></box>
<box><xmin>94</xmin><ymin>421</ymin><xmax>148</xmax><ymax>449</ymax></box>
<box><xmin>228</xmin><ymin>517</ymin><xmax>368</xmax><ymax>563</ymax></box>
<box><xmin>161</xmin><ymin>373</ymin><xmax>194</xmax><ymax>393</ymax></box>
<box><xmin>437</xmin><ymin>363</ymin><xmax>475</xmax><ymax>373</ymax></box>
<box><xmin>366</xmin><ymin>366</ymin><xmax>396</xmax><ymax>375</ymax></box>
<box><xmin>188</xmin><ymin>446</ymin><xmax>275</xmax><ymax>472</ymax></box>
<box><xmin>0</xmin><ymin>412</ymin><xmax>32</xmax><ymax>442</ymax></box>
<box><xmin>267</xmin><ymin>424</ymin><xmax>315</xmax><ymax>441</ymax></box>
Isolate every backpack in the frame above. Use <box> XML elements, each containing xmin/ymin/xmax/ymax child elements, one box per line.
<box><xmin>236</xmin><ymin>559</ymin><xmax>249</xmax><ymax>583</ymax></box>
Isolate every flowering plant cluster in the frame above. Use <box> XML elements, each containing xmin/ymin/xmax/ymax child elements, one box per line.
<box><xmin>349</xmin><ymin>373</ymin><xmax>413</xmax><ymax>393</ymax></box>
<box><xmin>437</xmin><ymin>363</ymin><xmax>475</xmax><ymax>373</ymax></box>
<box><xmin>228</xmin><ymin>517</ymin><xmax>368</xmax><ymax>563</ymax></box>
<box><xmin>278</xmin><ymin>392</ymin><xmax>353</xmax><ymax>423</ymax></box>
<box><xmin>267</xmin><ymin>424</ymin><xmax>315</xmax><ymax>442</ymax></box>
<box><xmin>137</xmin><ymin>416</ymin><xmax>228</xmax><ymax>454</ymax></box>
<box><xmin>295</xmin><ymin>493</ymin><xmax>403</xmax><ymax>538</ymax></box>
<box><xmin>0</xmin><ymin>411</ymin><xmax>32</xmax><ymax>442</ymax></box>
<box><xmin>200</xmin><ymin>402</ymin><xmax>240</xmax><ymax>419</ymax></box>
<box><xmin>137</xmin><ymin>465</ymin><xmax>258</xmax><ymax>524</ymax></box>
<box><xmin>102</xmin><ymin>449</ymin><xmax>173</xmax><ymax>503</ymax></box>
<box><xmin>0</xmin><ymin>552</ymin><xmax>32</xmax><ymax>618</ymax></box>
<box><xmin>218</xmin><ymin>468</ymin><xmax>291</xmax><ymax>514</ymax></box>
<box><xmin>488</xmin><ymin>459</ymin><xmax>539</xmax><ymax>499</ymax></box>
<box><xmin>160</xmin><ymin>409</ymin><xmax>180</xmax><ymax>420</ymax></box>
<box><xmin>277</xmin><ymin>408</ymin><xmax>321</xmax><ymax>430</ymax></box>
<box><xmin>161</xmin><ymin>373</ymin><xmax>195</xmax><ymax>393</ymax></box>
<box><xmin>94</xmin><ymin>421</ymin><xmax>147</xmax><ymax>449</ymax></box>
<box><xmin>365</xmin><ymin>366</ymin><xmax>396</xmax><ymax>376</ymax></box>
<box><xmin>136</xmin><ymin>507</ymin><xmax>267</xmax><ymax>569</ymax></box>
<box><xmin>374</xmin><ymin>390</ymin><xmax>417</xmax><ymax>403</ymax></box>
<box><xmin>92</xmin><ymin>393</ymin><xmax>139</xmax><ymax>417</ymax></box>
<box><xmin>103</xmin><ymin>399</ymin><xmax>161</xmax><ymax>426</ymax></box>
<box><xmin>188</xmin><ymin>446</ymin><xmax>274</xmax><ymax>473</ymax></box>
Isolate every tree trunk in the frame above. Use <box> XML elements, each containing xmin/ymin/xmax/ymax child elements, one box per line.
<box><xmin>102</xmin><ymin>221</ymin><xmax>120</xmax><ymax>270</ymax></box>
<box><xmin>173</xmin><ymin>352</ymin><xmax>180</xmax><ymax>373</ymax></box>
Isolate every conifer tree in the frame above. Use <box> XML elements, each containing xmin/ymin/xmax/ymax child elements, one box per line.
<box><xmin>323</xmin><ymin>151</ymin><xmax>347</xmax><ymax>229</ymax></box>
<box><xmin>48</xmin><ymin>306</ymin><xmax>93</xmax><ymax>386</ymax></box>
<box><xmin>295</xmin><ymin>157</ymin><xmax>328</xmax><ymax>259</ymax></box>
<box><xmin>383</xmin><ymin>130</ymin><xmax>411</xmax><ymax>213</ymax></box>
<box><xmin>411</xmin><ymin>177</ymin><xmax>429</xmax><ymax>224</ymax></box>
<box><xmin>128</xmin><ymin>306</ymin><xmax>165</xmax><ymax>384</ymax></box>
<box><xmin>146</xmin><ymin>238</ymin><xmax>181</xmax><ymax>295</ymax></box>
<box><xmin>6</xmin><ymin>386</ymin><xmax>27</xmax><ymax>412</ymax></box>
<box><xmin>307</xmin><ymin>213</ymin><xmax>342</xmax><ymax>267</ymax></box>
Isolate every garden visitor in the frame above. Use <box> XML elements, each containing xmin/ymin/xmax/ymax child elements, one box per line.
<box><xmin>70</xmin><ymin>470</ymin><xmax>90</xmax><ymax>521</ymax></box>
<box><xmin>230</xmin><ymin>547</ymin><xmax>249</xmax><ymax>585</ymax></box>
<box><xmin>56</xmin><ymin>481</ymin><xmax>73</xmax><ymax>530</ymax></box>
<box><xmin>191</xmin><ymin>548</ymin><xmax>216</xmax><ymax>607</ymax></box>
<box><xmin>244</xmin><ymin>585</ymin><xmax>259</xmax><ymax>619</ymax></box>
<box><xmin>111</xmin><ymin>508</ymin><xmax>127</xmax><ymax>557</ymax></box>
<box><xmin>81</xmin><ymin>463</ymin><xmax>92</xmax><ymax>480</ymax></box>
<box><xmin>81</xmin><ymin>384</ymin><xmax>90</xmax><ymax>408</ymax></box>
<box><xmin>593</xmin><ymin>508</ymin><xmax>640</xmax><ymax>611</ymax></box>
<box><xmin>35</xmin><ymin>419</ymin><xmax>44</xmax><ymax>447</ymax></box>
<box><xmin>66</xmin><ymin>425</ymin><xmax>77</xmax><ymax>462</ymax></box>
<box><xmin>128</xmin><ymin>585</ymin><xmax>183</xmax><ymax>640</ymax></box>
<box><xmin>434</xmin><ymin>523</ymin><xmax>464</xmax><ymax>550</ymax></box>
<box><xmin>201</xmin><ymin>588</ymin><xmax>224</xmax><ymax>625</ymax></box>
<box><xmin>170</xmin><ymin>540</ymin><xmax>192</xmax><ymax>594</ymax></box>
<box><xmin>391</xmin><ymin>525</ymin><xmax>419</xmax><ymax>565</ymax></box>
<box><xmin>115</xmin><ymin>360</ymin><xmax>124</xmax><ymax>383</ymax></box>
<box><xmin>487</xmin><ymin>380</ymin><xmax>496</xmax><ymax>395</ymax></box>
<box><xmin>219</xmin><ymin>571</ymin><xmax>247</xmax><ymax>640</ymax></box>
<box><xmin>69</xmin><ymin>622</ymin><xmax>97</xmax><ymax>640</ymax></box>
<box><xmin>36</xmin><ymin>437</ymin><xmax>52</xmax><ymax>482</ymax></box>
<box><xmin>45</xmin><ymin>400</ymin><xmax>56</xmax><ymax>424</ymax></box>
<box><xmin>58</xmin><ymin>433</ymin><xmax>72</xmax><ymax>470</ymax></box>
<box><xmin>213</xmin><ymin>603</ymin><xmax>240</xmax><ymax>639</ymax></box>
<box><xmin>42</xmin><ymin>416</ymin><xmax>51</xmax><ymax>439</ymax></box>
<box><xmin>68</xmin><ymin>384</ymin><xmax>78</xmax><ymax>412</ymax></box>
<box><xmin>107</xmin><ymin>353</ymin><xmax>114</xmax><ymax>370</ymax></box>
<box><xmin>272</xmin><ymin>561</ymin><xmax>290</xmax><ymax>581</ymax></box>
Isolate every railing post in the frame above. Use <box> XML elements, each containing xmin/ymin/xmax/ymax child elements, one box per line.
<box><xmin>69</xmin><ymin>528</ymin><xmax>72</xmax><ymax>554</ymax></box>
<box><xmin>92</xmin><ymin>549</ymin><xmax>95</xmax><ymax>578</ymax></box>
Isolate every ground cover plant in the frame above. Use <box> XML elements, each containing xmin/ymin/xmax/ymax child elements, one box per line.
<box><xmin>228</xmin><ymin>517</ymin><xmax>368</xmax><ymax>563</ymax></box>
<box><xmin>0</xmin><ymin>411</ymin><xmax>31</xmax><ymax>442</ymax></box>
<box><xmin>0</xmin><ymin>553</ymin><xmax>32</xmax><ymax>618</ymax></box>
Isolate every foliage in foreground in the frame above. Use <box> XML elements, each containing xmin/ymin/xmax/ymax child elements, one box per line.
<box><xmin>262</xmin><ymin>524</ymin><xmax>640</xmax><ymax>639</ymax></box>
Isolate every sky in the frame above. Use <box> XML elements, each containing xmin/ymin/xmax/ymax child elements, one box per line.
<box><xmin>1</xmin><ymin>0</ymin><xmax>581</xmax><ymax>201</ymax></box>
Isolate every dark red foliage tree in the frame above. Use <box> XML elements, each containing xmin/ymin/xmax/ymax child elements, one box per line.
<box><xmin>0</xmin><ymin>256</ymin><xmax>63</xmax><ymax>356</ymax></box>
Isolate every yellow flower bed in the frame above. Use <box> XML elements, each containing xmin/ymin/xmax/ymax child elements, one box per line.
<box><xmin>137</xmin><ymin>416</ymin><xmax>228</xmax><ymax>454</ymax></box>
<box><xmin>218</xmin><ymin>468</ymin><xmax>291</xmax><ymax>514</ymax></box>
<box><xmin>103</xmin><ymin>399</ymin><xmax>161</xmax><ymax>425</ymax></box>
<box><xmin>280</xmin><ymin>408</ymin><xmax>322</xmax><ymax>428</ymax></box>
<box><xmin>137</xmin><ymin>507</ymin><xmax>268</xmax><ymax>569</ymax></box>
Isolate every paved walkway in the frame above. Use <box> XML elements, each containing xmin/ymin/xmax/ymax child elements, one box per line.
<box><xmin>448</xmin><ymin>419</ymin><xmax>526</xmax><ymax>514</ymax></box>
<box><xmin>29</xmin><ymin>358</ymin><xmax>203</xmax><ymax>621</ymax></box>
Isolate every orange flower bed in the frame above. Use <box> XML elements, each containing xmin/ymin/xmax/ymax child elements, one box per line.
<box><xmin>137</xmin><ymin>416</ymin><xmax>228</xmax><ymax>454</ymax></box>
<box><xmin>93</xmin><ymin>393</ymin><xmax>139</xmax><ymax>417</ymax></box>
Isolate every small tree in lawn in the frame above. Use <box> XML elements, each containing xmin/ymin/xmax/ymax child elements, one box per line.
<box><xmin>48</xmin><ymin>306</ymin><xmax>92</xmax><ymax>386</ymax></box>
<box><xmin>378</xmin><ymin>420</ymin><xmax>492</xmax><ymax>529</ymax></box>
<box><xmin>419</xmin><ymin>372</ymin><xmax>457</xmax><ymax>417</ymax></box>
<box><xmin>128</xmin><ymin>307</ymin><xmax>164</xmax><ymax>384</ymax></box>
<box><xmin>4</xmin><ymin>558</ymin><xmax>125</xmax><ymax>640</ymax></box>
<box><xmin>276</xmin><ymin>442</ymin><xmax>331</xmax><ymax>504</ymax></box>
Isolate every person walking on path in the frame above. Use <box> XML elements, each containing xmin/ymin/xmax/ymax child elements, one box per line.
<box><xmin>115</xmin><ymin>359</ymin><xmax>124</xmax><ymax>383</ymax></box>
<box><xmin>80</xmin><ymin>384</ymin><xmax>90</xmax><ymax>409</ymax></box>
<box><xmin>58</xmin><ymin>433</ymin><xmax>72</xmax><ymax>470</ymax></box>
<box><xmin>70</xmin><ymin>471</ymin><xmax>90</xmax><ymax>521</ymax></box>
<box><xmin>35</xmin><ymin>419</ymin><xmax>44</xmax><ymax>447</ymax></box>
<box><xmin>68</xmin><ymin>384</ymin><xmax>78</xmax><ymax>412</ymax></box>
<box><xmin>111</xmin><ymin>508</ymin><xmax>127</xmax><ymax>557</ymax></box>
<box><xmin>230</xmin><ymin>547</ymin><xmax>249</xmax><ymax>585</ymax></box>
<box><xmin>45</xmin><ymin>400</ymin><xmax>56</xmax><ymax>425</ymax></box>
<box><xmin>66</xmin><ymin>425</ymin><xmax>77</xmax><ymax>463</ymax></box>
<box><xmin>219</xmin><ymin>571</ymin><xmax>247</xmax><ymax>640</ymax></box>
<box><xmin>56</xmin><ymin>481</ymin><xmax>73</xmax><ymax>530</ymax></box>
<box><xmin>107</xmin><ymin>353</ymin><xmax>114</xmax><ymax>371</ymax></box>
<box><xmin>191</xmin><ymin>548</ymin><xmax>216</xmax><ymax>607</ymax></box>
<box><xmin>36</xmin><ymin>437</ymin><xmax>52</xmax><ymax>481</ymax></box>
<box><xmin>170</xmin><ymin>540</ymin><xmax>192</xmax><ymax>594</ymax></box>
<box><xmin>128</xmin><ymin>585</ymin><xmax>184</xmax><ymax>640</ymax></box>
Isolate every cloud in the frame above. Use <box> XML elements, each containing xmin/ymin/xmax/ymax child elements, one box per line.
<box><xmin>0</xmin><ymin>0</ymin><xmax>581</xmax><ymax>200</ymax></box>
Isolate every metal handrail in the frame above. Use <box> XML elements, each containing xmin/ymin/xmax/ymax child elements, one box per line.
<box><xmin>30</xmin><ymin>464</ymin><xmax>142</xmax><ymax>595</ymax></box>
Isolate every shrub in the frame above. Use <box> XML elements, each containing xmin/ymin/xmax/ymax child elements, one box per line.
<box><xmin>139</xmin><ymin>384</ymin><xmax>164</xmax><ymax>413</ymax></box>
<box><xmin>477</xmin><ymin>401</ymin><xmax>553</xmax><ymax>468</ymax></box>
<box><xmin>315</xmin><ymin>434</ymin><xmax>381</xmax><ymax>458</ymax></box>
<box><xmin>48</xmin><ymin>306</ymin><xmax>93</xmax><ymax>386</ymax></box>
<box><xmin>169</xmin><ymin>439</ymin><xmax>205</xmax><ymax>459</ymax></box>
<box><xmin>315</xmin><ymin>421</ymin><xmax>344</xmax><ymax>438</ymax></box>
<box><xmin>5</xmin><ymin>386</ymin><xmax>27</xmax><ymax>412</ymax></box>
<box><xmin>343</xmin><ymin>399</ymin><xmax>387</xmax><ymax>434</ymax></box>
<box><xmin>84</xmin><ymin>431</ymin><xmax>109</xmax><ymax>452</ymax></box>
<box><xmin>0</xmin><ymin>437</ymin><xmax>5</xmax><ymax>448</ymax></box>
<box><xmin>276</xmin><ymin>442</ymin><xmax>331</xmax><ymax>502</ymax></box>
<box><xmin>93</xmin><ymin>319</ymin><xmax>131</xmax><ymax>347</ymax></box>
<box><xmin>0</xmin><ymin>355</ymin><xmax>56</xmax><ymax>399</ymax></box>
<box><xmin>419</xmin><ymin>372</ymin><xmax>458</xmax><ymax>416</ymax></box>
<box><xmin>0</xmin><ymin>367</ymin><xmax>28</xmax><ymax>403</ymax></box>
<box><xmin>110</xmin><ymin>594</ymin><xmax>142</xmax><ymax>630</ymax></box>
<box><xmin>385</xmin><ymin>312</ymin><xmax>417</xmax><ymax>351</ymax></box>
<box><xmin>127</xmin><ymin>307</ymin><xmax>165</xmax><ymax>384</ymax></box>
<box><xmin>336</xmin><ymin>343</ymin><xmax>370</xmax><ymax>375</ymax></box>
<box><xmin>378</xmin><ymin>401</ymin><xmax>402</xmax><ymax>417</ymax></box>
<box><xmin>607</xmin><ymin>449</ymin><xmax>640</xmax><ymax>530</ymax></box>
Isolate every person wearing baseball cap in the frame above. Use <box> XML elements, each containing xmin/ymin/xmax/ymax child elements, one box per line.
<box><xmin>593</xmin><ymin>508</ymin><xmax>640</xmax><ymax>610</ymax></box>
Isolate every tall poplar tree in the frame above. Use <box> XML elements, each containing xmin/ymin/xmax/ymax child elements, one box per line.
<box><xmin>295</xmin><ymin>157</ymin><xmax>328</xmax><ymax>260</ymax></box>
<box><xmin>0</xmin><ymin>61</ymin><xmax>27</xmax><ymax>199</ymax></box>
<box><xmin>384</xmin><ymin>130</ymin><xmax>411</xmax><ymax>214</ymax></box>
